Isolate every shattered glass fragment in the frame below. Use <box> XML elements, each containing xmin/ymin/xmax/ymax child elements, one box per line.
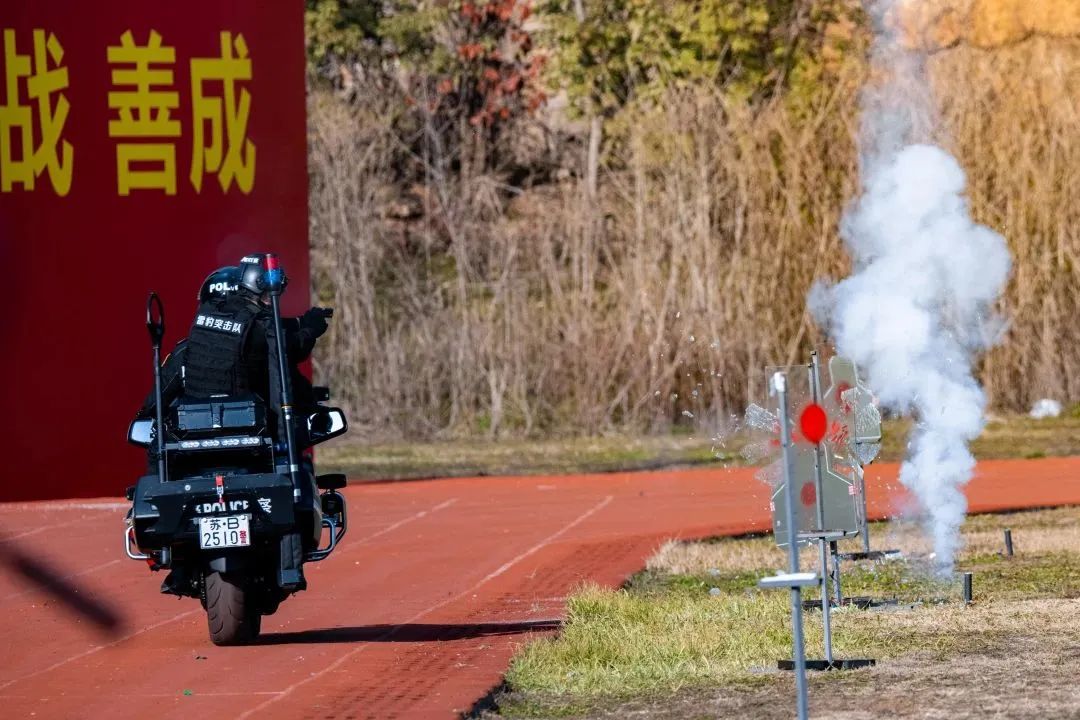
<box><xmin>754</xmin><ymin>460</ymin><xmax>783</xmax><ymax>488</ymax></box>
<box><xmin>740</xmin><ymin>439</ymin><xmax>774</xmax><ymax>464</ymax></box>
<box><xmin>744</xmin><ymin>403</ymin><xmax>779</xmax><ymax>433</ymax></box>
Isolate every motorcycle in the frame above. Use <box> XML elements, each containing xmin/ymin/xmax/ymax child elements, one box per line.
<box><xmin>124</xmin><ymin>256</ymin><xmax>348</xmax><ymax>645</ymax></box>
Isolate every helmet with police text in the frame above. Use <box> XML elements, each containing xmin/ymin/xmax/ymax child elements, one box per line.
<box><xmin>198</xmin><ymin>266</ymin><xmax>241</xmax><ymax>302</ymax></box>
<box><xmin>236</xmin><ymin>253</ymin><xmax>288</xmax><ymax>297</ymax></box>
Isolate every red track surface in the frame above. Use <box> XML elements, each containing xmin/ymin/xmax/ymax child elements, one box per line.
<box><xmin>2</xmin><ymin>457</ymin><xmax>1079</xmax><ymax>719</ymax></box>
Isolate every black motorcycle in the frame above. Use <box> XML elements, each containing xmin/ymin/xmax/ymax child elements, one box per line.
<box><xmin>124</xmin><ymin>260</ymin><xmax>348</xmax><ymax>645</ymax></box>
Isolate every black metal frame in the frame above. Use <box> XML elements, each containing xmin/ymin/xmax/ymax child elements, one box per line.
<box><xmin>146</xmin><ymin>292</ymin><xmax>167</xmax><ymax>484</ymax></box>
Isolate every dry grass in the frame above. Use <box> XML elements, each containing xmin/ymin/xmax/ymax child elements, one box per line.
<box><xmin>647</xmin><ymin>535</ymin><xmax>814</xmax><ymax>578</ymax></box>
<box><xmin>938</xmin><ymin>38</ymin><xmax>1080</xmax><ymax>411</ymax></box>
<box><xmin>957</xmin><ymin>505</ymin><xmax>1080</xmax><ymax>556</ymax></box>
<box><xmin>490</xmin><ymin>507</ymin><xmax>1080</xmax><ymax>719</ymax></box>
<box><xmin>310</xmin><ymin>34</ymin><xmax>1080</xmax><ymax>441</ymax></box>
<box><xmin>317</xmin><ymin>433</ymin><xmax>718</xmax><ymax>481</ymax></box>
<box><xmin>880</xmin><ymin>413</ymin><xmax>1080</xmax><ymax>462</ymax></box>
<box><xmin>494</xmin><ymin>604</ymin><xmax>1080</xmax><ymax>720</ymax></box>
<box><xmin>649</xmin><ymin>506</ymin><xmax>1080</xmax><ymax>577</ymax></box>
<box><xmin>495</xmin><ymin>602</ymin><xmax>1080</xmax><ymax>719</ymax></box>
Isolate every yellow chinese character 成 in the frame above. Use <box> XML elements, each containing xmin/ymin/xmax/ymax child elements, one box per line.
<box><xmin>0</xmin><ymin>29</ymin><xmax>72</xmax><ymax>195</ymax></box>
<box><xmin>190</xmin><ymin>32</ymin><xmax>255</xmax><ymax>193</ymax></box>
<box><xmin>107</xmin><ymin>30</ymin><xmax>180</xmax><ymax>195</ymax></box>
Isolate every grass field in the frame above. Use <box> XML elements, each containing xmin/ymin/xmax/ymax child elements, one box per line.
<box><xmin>321</xmin><ymin>412</ymin><xmax>1080</xmax><ymax>481</ymax></box>
<box><xmin>479</xmin><ymin>507</ymin><xmax>1080</xmax><ymax>719</ymax></box>
<box><xmin>322</xmin><ymin>409</ymin><xmax>1080</xmax><ymax>718</ymax></box>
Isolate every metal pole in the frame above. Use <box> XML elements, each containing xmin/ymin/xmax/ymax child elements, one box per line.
<box><xmin>858</xmin><ymin>466</ymin><xmax>871</xmax><ymax>554</ymax></box>
<box><xmin>152</xmin><ymin>343</ymin><xmax>166</xmax><ymax>482</ymax></box>
<box><xmin>269</xmin><ymin>292</ymin><xmax>299</xmax><ymax>496</ymax></box>
<box><xmin>1004</xmin><ymin>529</ymin><xmax>1014</xmax><ymax>557</ymax></box>
<box><xmin>809</xmin><ymin>353</ymin><xmax>833</xmax><ymax>663</ymax></box>
<box><xmin>963</xmin><ymin>572</ymin><xmax>973</xmax><ymax>604</ymax></box>
<box><xmin>831</xmin><ymin>541</ymin><xmax>843</xmax><ymax>605</ymax></box>
<box><xmin>146</xmin><ymin>293</ymin><xmax>167</xmax><ymax>484</ymax></box>
<box><xmin>264</xmin><ymin>256</ymin><xmax>300</xmax><ymax>498</ymax></box>
<box><xmin>775</xmin><ymin>371</ymin><xmax>809</xmax><ymax>720</ymax></box>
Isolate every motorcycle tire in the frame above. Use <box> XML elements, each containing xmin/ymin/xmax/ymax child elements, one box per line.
<box><xmin>205</xmin><ymin>571</ymin><xmax>261</xmax><ymax>645</ymax></box>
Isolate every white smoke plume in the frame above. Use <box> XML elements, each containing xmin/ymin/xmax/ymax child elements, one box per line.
<box><xmin>810</xmin><ymin>0</ymin><xmax>1011</xmax><ymax>572</ymax></box>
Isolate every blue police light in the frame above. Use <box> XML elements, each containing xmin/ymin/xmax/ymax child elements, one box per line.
<box><xmin>264</xmin><ymin>254</ymin><xmax>286</xmax><ymax>291</ymax></box>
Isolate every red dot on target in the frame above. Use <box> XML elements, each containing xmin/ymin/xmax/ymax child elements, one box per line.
<box><xmin>799</xmin><ymin>403</ymin><xmax>828</xmax><ymax>444</ymax></box>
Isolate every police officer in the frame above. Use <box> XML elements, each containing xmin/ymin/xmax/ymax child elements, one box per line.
<box><xmin>184</xmin><ymin>255</ymin><xmax>330</xmax><ymax>406</ymax></box>
<box><xmin>141</xmin><ymin>255</ymin><xmax>331</xmax><ymax>594</ymax></box>
<box><xmin>137</xmin><ymin>261</ymin><xmax>330</xmax><ymax>424</ymax></box>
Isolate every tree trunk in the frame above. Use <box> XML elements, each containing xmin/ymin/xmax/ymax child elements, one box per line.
<box><xmin>574</xmin><ymin>0</ymin><xmax>600</xmax><ymax>199</ymax></box>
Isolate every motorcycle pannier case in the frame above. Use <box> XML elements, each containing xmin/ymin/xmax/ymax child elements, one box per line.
<box><xmin>172</xmin><ymin>395</ymin><xmax>266</xmax><ymax>438</ymax></box>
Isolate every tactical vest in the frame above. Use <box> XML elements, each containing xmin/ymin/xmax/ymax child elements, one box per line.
<box><xmin>183</xmin><ymin>298</ymin><xmax>265</xmax><ymax>398</ymax></box>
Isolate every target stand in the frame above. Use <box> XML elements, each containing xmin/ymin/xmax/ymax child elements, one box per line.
<box><xmin>802</xmin><ymin>596</ymin><xmax>900</xmax><ymax>611</ymax></box>
<box><xmin>789</xmin><ymin>526</ymin><xmax>876</xmax><ymax>671</ymax></box>
<box><xmin>779</xmin><ymin>659</ymin><xmax>876</xmax><ymax>672</ymax></box>
<box><xmin>826</xmin><ymin>542</ymin><xmax>902</xmax><ymax>610</ymax></box>
<box><xmin>838</xmin><ymin>549</ymin><xmax>902</xmax><ymax>562</ymax></box>
<box><xmin>753</xmin><ymin>356</ymin><xmax>883</xmax><ymax>709</ymax></box>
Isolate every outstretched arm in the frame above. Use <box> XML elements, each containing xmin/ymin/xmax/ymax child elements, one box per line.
<box><xmin>285</xmin><ymin>307</ymin><xmax>332</xmax><ymax>362</ymax></box>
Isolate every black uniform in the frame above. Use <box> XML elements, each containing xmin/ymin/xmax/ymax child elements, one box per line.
<box><xmin>138</xmin><ymin>298</ymin><xmax>321</xmax><ymax>436</ymax></box>
<box><xmin>184</xmin><ymin>294</ymin><xmax>319</xmax><ymax>400</ymax></box>
<box><xmin>183</xmin><ymin>295</ymin><xmax>270</xmax><ymax>398</ymax></box>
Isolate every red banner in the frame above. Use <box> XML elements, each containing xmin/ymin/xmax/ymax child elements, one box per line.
<box><xmin>0</xmin><ymin>3</ymin><xmax>309</xmax><ymax>500</ymax></box>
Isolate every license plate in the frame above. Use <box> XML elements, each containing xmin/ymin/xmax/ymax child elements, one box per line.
<box><xmin>198</xmin><ymin>514</ymin><xmax>251</xmax><ymax>549</ymax></box>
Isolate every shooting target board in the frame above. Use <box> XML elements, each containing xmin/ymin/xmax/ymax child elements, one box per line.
<box><xmin>823</xmin><ymin>356</ymin><xmax>882</xmax><ymax>466</ymax></box>
<box><xmin>751</xmin><ymin>358</ymin><xmax>875</xmax><ymax>548</ymax></box>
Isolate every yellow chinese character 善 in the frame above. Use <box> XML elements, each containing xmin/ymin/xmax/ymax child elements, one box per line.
<box><xmin>107</xmin><ymin>30</ymin><xmax>180</xmax><ymax>195</ymax></box>
<box><xmin>191</xmin><ymin>31</ymin><xmax>255</xmax><ymax>193</ymax></box>
<box><xmin>0</xmin><ymin>29</ymin><xmax>72</xmax><ymax>195</ymax></box>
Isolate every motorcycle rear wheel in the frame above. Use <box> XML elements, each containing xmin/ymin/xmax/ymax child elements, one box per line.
<box><xmin>204</xmin><ymin>571</ymin><xmax>261</xmax><ymax>645</ymax></box>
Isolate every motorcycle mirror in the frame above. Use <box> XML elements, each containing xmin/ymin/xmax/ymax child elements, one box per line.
<box><xmin>146</xmin><ymin>292</ymin><xmax>165</xmax><ymax>348</ymax></box>
<box><xmin>316</xmin><ymin>473</ymin><xmax>347</xmax><ymax>490</ymax></box>
<box><xmin>127</xmin><ymin>418</ymin><xmax>154</xmax><ymax>447</ymax></box>
<box><xmin>306</xmin><ymin>408</ymin><xmax>348</xmax><ymax>446</ymax></box>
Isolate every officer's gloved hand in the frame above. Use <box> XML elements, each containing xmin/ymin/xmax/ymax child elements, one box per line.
<box><xmin>299</xmin><ymin>306</ymin><xmax>331</xmax><ymax>338</ymax></box>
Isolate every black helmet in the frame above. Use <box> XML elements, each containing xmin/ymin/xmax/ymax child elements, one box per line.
<box><xmin>198</xmin><ymin>266</ymin><xmax>240</xmax><ymax>302</ymax></box>
<box><xmin>236</xmin><ymin>253</ymin><xmax>287</xmax><ymax>295</ymax></box>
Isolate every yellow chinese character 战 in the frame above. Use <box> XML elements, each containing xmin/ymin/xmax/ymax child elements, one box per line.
<box><xmin>107</xmin><ymin>30</ymin><xmax>180</xmax><ymax>195</ymax></box>
<box><xmin>190</xmin><ymin>32</ymin><xmax>255</xmax><ymax>193</ymax></box>
<box><xmin>0</xmin><ymin>29</ymin><xmax>72</xmax><ymax>195</ymax></box>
